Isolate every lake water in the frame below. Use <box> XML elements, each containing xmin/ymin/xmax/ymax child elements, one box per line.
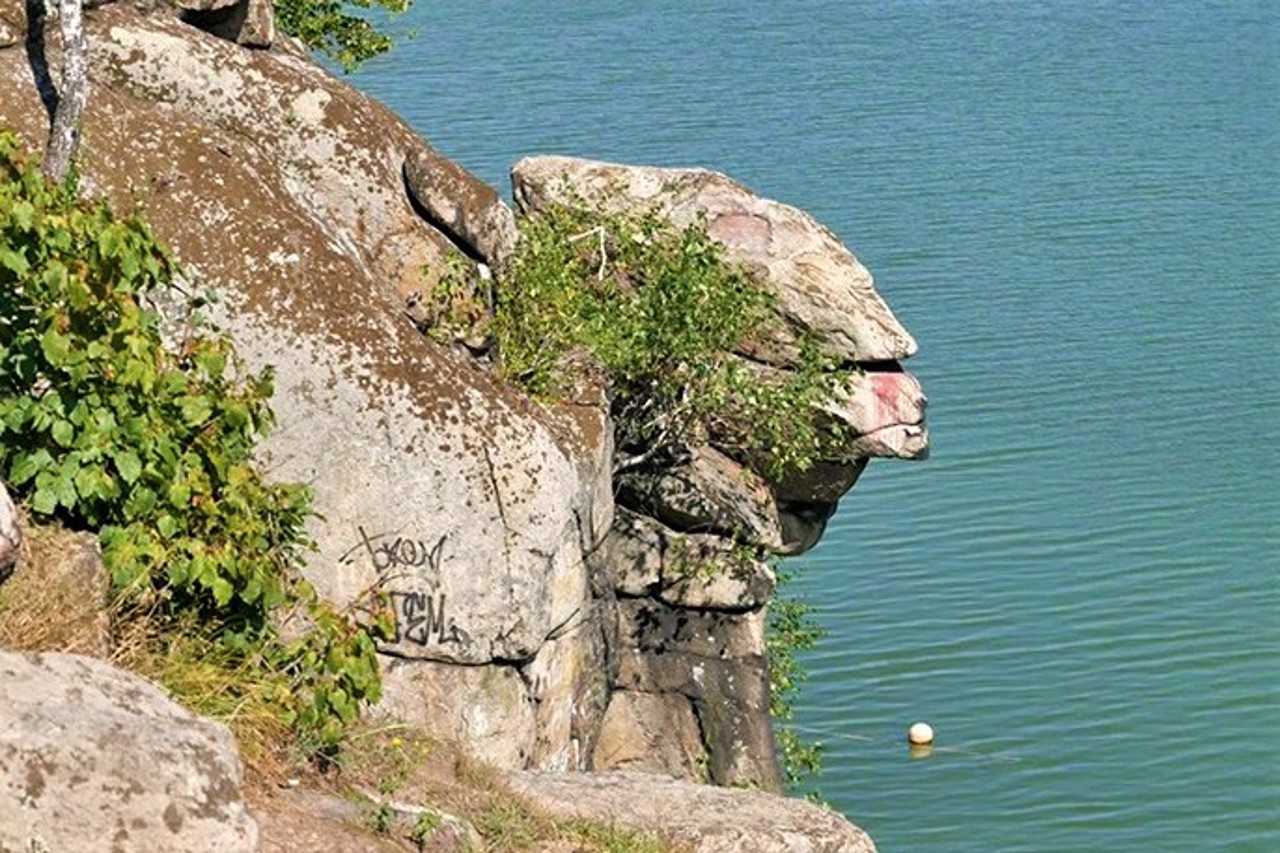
<box><xmin>354</xmin><ymin>2</ymin><xmax>1279</xmax><ymax>849</ymax></box>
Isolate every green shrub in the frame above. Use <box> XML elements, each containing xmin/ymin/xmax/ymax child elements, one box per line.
<box><xmin>767</xmin><ymin>568</ymin><xmax>825</xmax><ymax>788</ymax></box>
<box><xmin>494</xmin><ymin>201</ymin><xmax>852</xmax><ymax>478</ymax></box>
<box><xmin>0</xmin><ymin>130</ymin><xmax>382</xmax><ymax>756</ymax></box>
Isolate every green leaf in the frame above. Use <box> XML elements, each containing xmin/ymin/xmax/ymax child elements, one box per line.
<box><xmin>30</xmin><ymin>486</ymin><xmax>57</xmax><ymax>515</ymax></box>
<box><xmin>208</xmin><ymin>575</ymin><xmax>234</xmax><ymax>607</ymax></box>
<box><xmin>0</xmin><ymin>246</ymin><xmax>29</xmax><ymax>276</ymax></box>
<box><xmin>179</xmin><ymin>395</ymin><xmax>213</xmax><ymax>427</ymax></box>
<box><xmin>156</xmin><ymin>514</ymin><xmax>179</xmax><ymax>539</ymax></box>
<box><xmin>51</xmin><ymin>419</ymin><xmax>75</xmax><ymax>448</ymax></box>
<box><xmin>55</xmin><ymin>472</ymin><xmax>78</xmax><ymax>509</ymax></box>
<box><xmin>114</xmin><ymin>449</ymin><xmax>142</xmax><ymax>484</ymax></box>
<box><xmin>40</xmin><ymin>327</ymin><xmax>71</xmax><ymax>365</ymax></box>
<box><xmin>9</xmin><ymin>449</ymin><xmax>52</xmax><ymax>486</ymax></box>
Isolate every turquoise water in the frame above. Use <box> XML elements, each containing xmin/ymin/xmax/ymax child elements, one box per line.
<box><xmin>355</xmin><ymin>2</ymin><xmax>1279</xmax><ymax>849</ymax></box>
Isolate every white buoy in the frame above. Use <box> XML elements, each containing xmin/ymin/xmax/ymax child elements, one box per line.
<box><xmin>908</xmin><ymin>721</ymin><xmax>935</xmax><ymax>745</ymax></box>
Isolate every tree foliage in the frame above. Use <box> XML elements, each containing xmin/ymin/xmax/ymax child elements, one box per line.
<box><xmin>274</xmin><ymin>0</ymin><xmax>412</xmax><ymax>72</ymax></box>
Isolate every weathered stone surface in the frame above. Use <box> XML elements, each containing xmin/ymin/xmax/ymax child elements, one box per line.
<box><xmin>252</xmin><ymin>786</ymin><xmax>425</xmax><ymax>853</ymax></box>
<box><xmin>376</xmin><ymin>658</ymin><xmax>536</xmax><ymax>769</ymax></box>
<box><xmin>614</xmin><ymin>600</ymin><xmax>778</xmax><ymax>789</ymax></box>
<box><xmin>509</xmin><ymin>770</ymin><xmax>878</xmax><ymax>853</ymax></box>
<box><xmin>1</xmin><ymin>7</ymin><xmax>612</xmax><ymax>766</ymax></box>
<box><xmin>0</xmin><ymin>12</ymin><xmax>19</xmax><ymax>49</ymax></box>
<box><xmin>776</xmin><ymin>499</ymin><xmax>840</xmax><ymax>556</ymax></box>
<box><xmin>178</xmin><ymin>0</ymin><xmax>274</xmax><ymax>48</ymax></box>
<box><xmin>603</xmin><ymin>509</ymin><xmax>775</xmax><ymax>610</ymax></box>
<box><xmin>512</xmin><ymin>155</ymin><xmax>917</xmax><ymax>366</ymax></box>
<box><xmin>174</xmin><ymin>0</ymin><xmax>241</xmax><ymax>11</ymax></box>
<box><xmin>404</xmin><ymin>145</ymin><xmax>519</xmax><ymax>270</ymax></box>
<box><xmin>0</xmin><ymin>650</ymin><xmax>257</xmax><ymax>852</ymax></box>
<box><xmin>0</xmin><ymin>480</ymin><xmax>18</xmax><ymax>583</ymax></box>
<box><xmin>592</xmin><ymin>691</ymin><xmax>708</xmax><ymax>781</ymax></box>
<box><xmin>617</xmin><ymin>444</ymin><xmax>783</xmax><ymax>551</ymax></box>
<box><xmin>524</xmin><ymin>601</ymin><xmax>612</xmax><ymax>771</ymax></box>
<box><xmin>770</xmin><ymin>458</ymin><xmax>868</xmax><ymax>506</ymax></box>
<box><xmin>822</xmin><ymin>367</ymin><xmax>928</xmax><ymax>460</ymax></box>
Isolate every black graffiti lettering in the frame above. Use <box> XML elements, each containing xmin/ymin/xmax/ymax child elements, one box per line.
<box><xmin>391</xmin><ymin>591</ymin><xmax>459</xmax><ymax>646</ymax></box>
<box><xmin>340</xmin><ymin>526</ymin><xmax>447</xmax><ymax>576</ymax></box>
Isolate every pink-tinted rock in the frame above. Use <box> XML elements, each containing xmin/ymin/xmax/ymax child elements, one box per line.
<box><xmin>511</xmin><ymin>155</ymin><xmax>918</xmax><ymax>366</ymax></box>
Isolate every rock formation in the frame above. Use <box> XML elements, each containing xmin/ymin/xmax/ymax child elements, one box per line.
<box><xmin>0</xmin><ymin>649</ymin><xmax>257</xmax><ymax>852</ymax></box>
<box><xmin>513</xmin><ymin>156</ymin><xmax>927</xmax><ymax>788</ymax></box>
<box><xmin>0</xmin><ymin>481</ymin><xmax>18</xmax><ymax>583</ymax></box>
<box><xmin>510</xmin><ymin>770</ymin><xmax>877</xmax><ymax>853</ymax></box>
<box><xmin>0</xmin><ymin>1</ymin><xmax>923</xmax><ymax>847</ymax></box>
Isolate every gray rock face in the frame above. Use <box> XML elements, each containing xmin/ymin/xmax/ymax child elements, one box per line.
<box><xmin>1</xmin><ymin>6</ymin><xmax>611</xmax><ymax>770</ymax></box>
<box><xmin>512</xmin><ymin>155</ymin><xmax>917</xmax><ymax>366</ymax></box>
<box><xmin>176</xmin><ymin>0</ymin><xmax>274</xmax><ymax>49</ymax></box>
<box><xmin>404</xmin><ymin>145</ymin><xmax>519</xmax><ymax>270</ymax></box>
<box><xmin>0</xmin><ymin>650</ymin><xmax>257</xmax><ymax>852</ymax></box>
<box><xmin>0</xmin><ymin>481</ymin><xmax>18</xmax><ymax>583</ymax></box>
<box><xmin>592</xmin><ymin>691</ymin><xmax>708</xmax><ymax>780</ymax></box>
<box><xmin>614</xmin><ymin>599</ymin><xmax>778</xmax><ymax>789</ymax></box>
<box><xmin>509</xmin><ymin>770</ymin><xmax>878</xmax><ymax>853</ymax></box>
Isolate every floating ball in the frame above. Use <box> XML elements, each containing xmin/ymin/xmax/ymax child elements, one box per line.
<box><xmin>908</xmin><ymin>721</ymin><xmax>934</xmax><ymax>745</ymax></box>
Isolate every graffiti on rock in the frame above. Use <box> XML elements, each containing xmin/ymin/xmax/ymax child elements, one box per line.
<box><xmin>388</xmin><ymin>591</ymin><xmax>471</xmax><ymax>646</ymax></box>
<box><xmin>339</xmin><ymin>525</ymin><xmax>447</xmax><ymax>575</ymax></box>
<box><xmin>339</xmin><ymin>526</ymin><xmax>468</xmax><ymax>647</ymax></box>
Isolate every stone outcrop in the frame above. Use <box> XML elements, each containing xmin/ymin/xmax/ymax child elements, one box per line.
<box><xmin>513</xmin><ymin>156</ymin><xmax>927</xmax><ymax>789</ymax></box>
<box><xmin>512</xmin><ymin>155</ymin><xmax>917</xmax><ymax>366</ymax></box>
<box><xmin>0</xmin><ymin>481</ymin><xmax>18</xmax><ymax>583</ymax></box>
<box><xmin>0</xmin><ymin>650</ymin><xmax>257</xmax><ymax>852</ymax></box>
<box><xmin>1</xmin><ymin>4</ymin><xmax>925</xmax><ymax>847</ymax></box>
<box><xmin>510</xmin><ymin>770</ymin><xmax>878</xmax><ymax>853</ymax></box>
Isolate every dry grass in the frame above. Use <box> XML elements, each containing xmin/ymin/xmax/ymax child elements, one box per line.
<box><xmin>0</xmin><ymin>512</ymin><xmax>111</xmax><ymax>656</ymax></box>
<box><xmin>334</xmin><ymin>725</ymin><xmax>675</xmax><ymax>853</ymax></box>
<box><xmin>110</xmin><ymin>610</ymin><xmax>298</xmax><ymax>781</ymax></box>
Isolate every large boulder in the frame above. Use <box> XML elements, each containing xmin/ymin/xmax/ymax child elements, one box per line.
<box><xmin>0</xmin><ymin>5</ymin><xmax>613</xmax><ymax>768</ymax></box>
<box><xmin>0</xmin><ymin>650</ymin><xmax>257</xmax><ymax>852</ymax></box>
<box><xmin>512</xmin><ymin>155</ymin><xmax>917</xmax><ymax>367</ymax></box>
<box><xmin>509</xmin><ymin>770</ymin><xmax>878</xmax><ymax>853</ymax></box>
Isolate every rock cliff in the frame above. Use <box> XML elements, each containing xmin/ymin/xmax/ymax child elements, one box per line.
<box><xmin>0</xmin><ymin>1</ymin><xmax>925</xmax><ymax>848</ymax></box>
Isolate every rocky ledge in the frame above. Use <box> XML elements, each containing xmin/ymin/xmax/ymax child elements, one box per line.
<box><xmin>0</xmin><ymin>1</ymin><xmax>925</xmax><ymax>848</ymax></box>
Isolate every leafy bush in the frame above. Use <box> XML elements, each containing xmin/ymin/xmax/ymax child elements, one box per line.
<box><xmin>0</xmin><ymin>130</ymin><xmax>381</xmax><ymax>755</ymax></box>
<box><xmin>767</xmin><ymin>568</ymin><xmax>825</xmax><ymax>788</ymax></box>
<box><xmin>494</xmin><ymin>202</ymin><xmax>852</xmax><ymax>478</ymax></box>
<box><xmin>274</xmin><ymin>0</ymin><xmax>412</xmax><ymax>73</ymax></box>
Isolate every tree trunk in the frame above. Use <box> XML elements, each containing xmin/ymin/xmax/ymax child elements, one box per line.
<box><xmin>41</xmin><ymin>0</ymin><xmax>89</xmax><ymax>184</ymax></box>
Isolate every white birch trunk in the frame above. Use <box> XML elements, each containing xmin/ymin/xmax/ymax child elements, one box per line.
<box><xmin>42</xmin><ymin>0</ymin><xmax>88</xmax><ymax>184</ymax></box>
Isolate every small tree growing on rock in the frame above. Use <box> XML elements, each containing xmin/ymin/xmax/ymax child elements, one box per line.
<box><xmin>24</xmin><ymin>0</ymin><xmax>89</xmax><ymax>184</ymax></box>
